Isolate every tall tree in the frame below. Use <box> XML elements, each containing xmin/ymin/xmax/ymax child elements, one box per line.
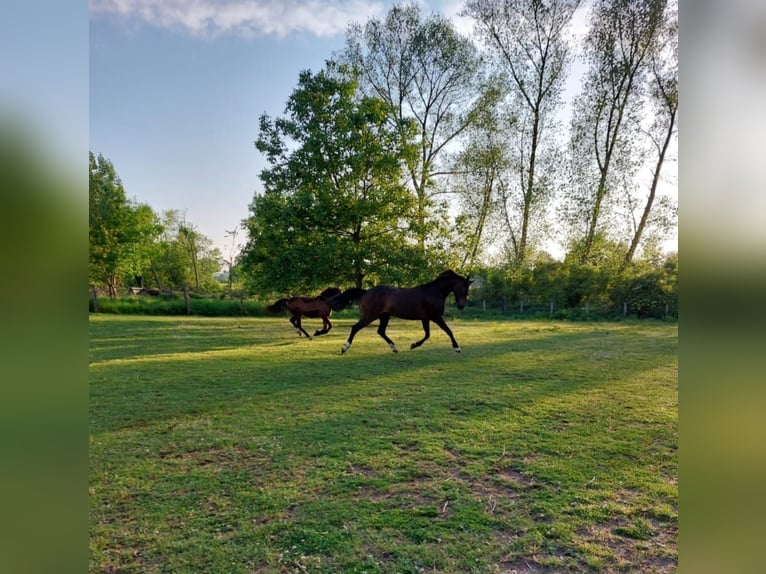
<box><xmin>448</xmin><ymin>85</ymin><xmax>511</xmax><ymax>269</ymax></box>
<box><xmin>622</xmin><ymin>0</ymin><xmax>677</xmax><ymax>266</ymax></box>
<box><xmin>146</xmin><ymin>210</ymin><xmax>221</xmax><ymax>292</ymax></box>
<box><xmin>464</xmin><ymin>0</ymin><xmax>581</xmax><ymax>265</ymax></box>
<box><xmin>564</xmin><ymin>0</ymin><xmax>666</xmax><ymax>263</ymax></box>
<box><xmin>241</xmin><ymin>63</ymin><xmax>420</xmax><ymax>294</ymax></box>
<box><xmin>343</xmin><ymin>3</ymin><xmax>482</xmax><ymax>254</ymax></box>
<box><xmin>89</xmin><ymin>152</ymin><xmax>159</xmax><ymax>297</ymax></box>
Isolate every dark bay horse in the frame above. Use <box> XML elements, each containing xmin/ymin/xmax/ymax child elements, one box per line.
<box><xmin>267</xmin><ymin>286</ymin><xmax>343</xmax><ymax>339</ymax></box>
<box><xmin>334</xmin><ymin>270</ymin><xmax>473</xmax><ymax>354</ymax></box>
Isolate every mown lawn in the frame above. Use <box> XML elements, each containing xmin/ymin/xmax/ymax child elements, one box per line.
<box><xmin>89</xmin><ymin>314</ymin><xmax>677</xmax><ymax>573</ymax></box>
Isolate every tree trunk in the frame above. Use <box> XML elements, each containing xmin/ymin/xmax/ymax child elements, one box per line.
<box><xmin>184</xmin><ymin>287</ymin><xmax>191</xmax><ymax>315</ymax></box>
<box><xmin>623</xmin><ymin>105</ymin><xmax>677</xmax><ymax>267</ymax></box>
<box><xmin>90</xmin><ymin>286</ymin><xmax>99</xmax><ymax>313</ymax></box>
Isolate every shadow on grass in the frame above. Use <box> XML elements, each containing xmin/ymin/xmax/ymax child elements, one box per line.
<box><xmin>90</xmin><ymin>319</ymin><xmax>676</xmax><ymax>436</ymax></box>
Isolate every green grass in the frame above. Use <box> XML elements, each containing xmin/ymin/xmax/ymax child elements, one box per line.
<box><xmin>89</xmin><ymin>315</ymin><xmax>677</xmax><ymax>573</ymax></box>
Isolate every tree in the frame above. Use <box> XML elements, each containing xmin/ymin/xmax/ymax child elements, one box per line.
<box><xmin>144</xmin><ymin>210</ymin><xmax>221</xmax><ymax>292</ymax></box>
<box><xmin>564</xmin><ymin>0</ymin><xmax>666</xmax><ymax>264</ymax></box>
<box><xmin>448</xmin><ymin>85</ymin><xmax>510</xmax><ymax>270</ymax></box>
<box><xmin>622</xmin><ymin>0</ymin><xmax>677</xmax><ymax>266</ymax></box>
<box><xmin>223</xmin><ymin>226</ymin><xmax>243</xmax><ymax>292</ymax></box>
<box><xmin>464</xmin><ymin>0</ymin><xmax>582</xmax><ymax>265</ymax></box>
<box><xmin>89</xmin><ymin>152</ymin><xmax>160</xmax><ymax>297</ymax></box>
<box><xmin>343</xmin><ymin>3</ymin><xmax>483</xmax><ymax>255</ymax></box>
<box><xmin>241</xmin><ymin>63</ymin><xmax>421</xmax><ymax>294</ymax></box>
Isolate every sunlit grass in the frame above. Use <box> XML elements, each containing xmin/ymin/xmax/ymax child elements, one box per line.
<box><xmin>90</xmin><ymin>315</ymin><xmax>677</xmax><ymax>573</ymax></box>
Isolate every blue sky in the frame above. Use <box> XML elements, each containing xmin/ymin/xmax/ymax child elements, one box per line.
<box><xmin>90</xmin><ymin>0</ymin><xmax>476</xmax><ymax>259</ymax></box>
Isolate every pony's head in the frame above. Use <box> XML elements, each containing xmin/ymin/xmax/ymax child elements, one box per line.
<box><xmin>318</xmin><ymin>286</ymin><xmax>342</xmax><ymax>299</ymax></box>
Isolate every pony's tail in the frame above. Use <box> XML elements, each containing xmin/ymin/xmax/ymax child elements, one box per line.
<box><xmin>267</xmin><ymin>298</ymin><xmax>288</xmax><ymax>313</ymax></box>
<box><xmin>329</xmin><ymin>288</ymin><xmax>366</xmax><ymax>311</ymax></box>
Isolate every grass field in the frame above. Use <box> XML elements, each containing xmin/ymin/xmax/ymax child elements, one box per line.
<box><xmin>89</xmin><ymin>314</ymin><xmax>677</xmax><ymax>573</ymax></box>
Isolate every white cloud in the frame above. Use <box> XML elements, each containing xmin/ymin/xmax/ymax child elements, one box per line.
<box><xmin>436</xmin><ymin>0</ymin><xmax>475</xmax><ymax>39</ymax></box>
<box><xmin>90</xmin><ymin>0</ymin><xmax>389</xmax><ymax>38</ymax></box>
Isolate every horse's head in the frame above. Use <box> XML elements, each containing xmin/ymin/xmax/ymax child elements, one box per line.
<box><xmin>452</xmin><ymin>273</ymin><xmax>474</xmax><ymax>310</ymax></box>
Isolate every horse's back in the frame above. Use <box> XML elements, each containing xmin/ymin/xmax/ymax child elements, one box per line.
<box><xmin>361</xmin><ymin>285</ymin><xmax>441</xmax><ymax>320</ymax></box>
<box><xmin>286</xmin><ymin>296</ymin><xmax>331</xmax><ymax>317</ymax></box>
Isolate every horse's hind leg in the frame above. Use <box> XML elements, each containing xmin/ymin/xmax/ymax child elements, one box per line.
<box><xmin>314</xmin><ymin>316</ymin><xmax>332</xmax><ymax>337</ymax></box>
<box><xmin>410</xmin><ymin>320</ymin><xmax>430</xmax><ymax>350</ymax></box>
<box><xmin>433</xmin><ymin>316</ymin><xmax>461</xmax><ymax>353</ymax></box>
<box><xmin>293</xmin><ymin>316</ymin><xmax>313</xmax><ymax>339</ymax></box>
<box><xmin>376</xmin><ymin>313</ymin><xmax>398</xmax><ymax>353</ymax></box>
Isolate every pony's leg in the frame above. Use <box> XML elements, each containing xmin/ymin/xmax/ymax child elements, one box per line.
<box><xmin>410</xmin><ymin>319</ymin><xmax>431</xmax><ymax>350</ymax></box>
<box><xmin>341</xmin><ymin>317</ymin><xmax>374</xmax><ymax>354</ymax></box>
<box><xmin>313</xmin><ymin>316</ymin><xmax>332</xmax><ymax>337</ymax></box>
<box><xmin>294</xmin><ymin>316</ymin><xmax>313</xmax><ymax>339</ymax></box>
<box><xmin>376</xmin><ymin>313</ymin><xmax>398</xmax><ymax>353</ymax></box>
<box><xmin>289</xmin><ymin>316</ymin><xmax>302</xmax><ymax>336</ymax></box>
<box><xmin>432</xmin><ymin>316</ymin><xmax>461</xmax><ymax>353</ymax></box>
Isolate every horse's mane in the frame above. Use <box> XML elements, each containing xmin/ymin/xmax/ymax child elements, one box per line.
<box><xmin>318</xmin><ymin>286</ymin><xmax>342</xmax><ymax>299</ymax></box>
<box><xmin>434</xmin><ymin>270</ymin><xmax>463</xmax><ymax>281</ymax></box>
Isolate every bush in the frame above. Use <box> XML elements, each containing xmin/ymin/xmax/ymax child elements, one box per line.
<box><xmin>89</xmin><ymin>294</ymin><xmax>270</xmax><ymax>317</ymax></box>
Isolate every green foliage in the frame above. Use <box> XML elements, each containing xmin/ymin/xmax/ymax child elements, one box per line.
<box><xmin>470</xmin><ymin>246</ymin><xmax>677</xmax><ymax>319</ymax></box>
<box><xmin>90</xmin><ymin>294</ymin><xmax>268</xmax><ymax>317</ymax></box>
<box><xmin>89</xmin><ymin>156</ymin><xmax>223</xmax><ymax>296</ymax></box>
<box><xmin>241</xmin><ymin>63</ymin><xmax>424</xmax><ymax>295</ymax></box>
<box><xmin>89</xmin><ymin>152</ymin><xmax>162</xmax><ymax>296</ymax></box>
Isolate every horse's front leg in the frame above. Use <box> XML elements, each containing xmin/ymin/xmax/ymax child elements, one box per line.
<box><xmin>341</xmin><ymin>317</ymin><xmax>374</xmax><ymax>354</ymax></box>
<box><xmin>410</xmin><ymin>319</ymin><xmax>431</xmax><ymax>350</ymax></box>
<box><xmin>432</xmin><ymin>316</ymin><xmax>461</xmax><ymax>353</ymax></box>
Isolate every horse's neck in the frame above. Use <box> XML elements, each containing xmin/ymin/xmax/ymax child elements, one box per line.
<box><xmin>430</xmin><ymin>278</ymin><xmax>457</xmax><ymax>299</ymax></box>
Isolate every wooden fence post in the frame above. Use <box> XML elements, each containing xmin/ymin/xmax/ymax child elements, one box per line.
<box><xmin>90</xmin><ymin>286</ymin><xmax>99</xmax><ymax>313</ymax></box>
<box><xmin>184</xmin><ymin>287</ymin><xmax>191</xmax><ymax>315</ymax></box>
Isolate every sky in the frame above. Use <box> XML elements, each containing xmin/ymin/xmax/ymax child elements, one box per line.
<box><xmin>89</xmin><ymin>0</ymin><xmax>674</xmax><ymax>264</ymax></box>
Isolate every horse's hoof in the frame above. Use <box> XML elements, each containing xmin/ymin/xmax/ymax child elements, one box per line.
<box><xmin>454</xmin><ymin>347</ymin><xmax>461</xmax><ymax>353</ymax></box>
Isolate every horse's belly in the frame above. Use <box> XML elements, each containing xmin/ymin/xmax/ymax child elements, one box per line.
<box><xmin>391</xmin><ymin>308</ymin><xmax>422</xmax><ymax>320</ymax></box>
<box><xmin>304</xmin><ymin>310</ymin><xmax>326</xmax><ymax>318</ymax></box>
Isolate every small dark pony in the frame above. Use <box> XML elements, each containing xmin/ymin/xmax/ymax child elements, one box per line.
<box><xmin>267</xmin><ymin>286</ymin><xmax>346</xmax><ymax>339</ymax></box>
<box><xmin>331</xmin><ymin>270</ymin><xmax>474</xmax><ymax>354</ymax></box>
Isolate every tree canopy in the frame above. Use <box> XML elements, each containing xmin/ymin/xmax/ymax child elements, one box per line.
<box><xmin>241</xmin><ymin>63</ymin><xmax>426</xmax><ymax>294</ymax></box>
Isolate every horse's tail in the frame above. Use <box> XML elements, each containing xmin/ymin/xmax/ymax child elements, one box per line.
<box><xmin>267</xmin><ymin>298</ymin><xmax>289</xmax><ymax>313</ymax></box>
<box><xmin>329</xmin><ymin>288</ymin><xmax>366</xmax><ymax>311</ymax></box>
